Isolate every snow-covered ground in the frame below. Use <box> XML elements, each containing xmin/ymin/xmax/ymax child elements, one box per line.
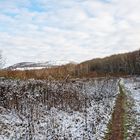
<box><xmin>15</xmin><ymin>67</ymin><xmax>47</xmax><ymax>70</ymax></box>
<box><xmin>123</xmin><ymin>77</ymin><xmax>140</xmax><ymax>139</ymax></box>
<box><xmin>0</xmin><ymin>78</ymin><xmax>118</xmax><ymax>140</ymax></box>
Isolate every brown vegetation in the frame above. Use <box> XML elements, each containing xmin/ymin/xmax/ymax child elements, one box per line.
<box><xmin>0</xmin><ymin>50</ymin><xmax>139</xmax><ymax>80</ymax></box>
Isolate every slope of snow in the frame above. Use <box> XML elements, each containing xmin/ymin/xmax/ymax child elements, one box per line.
<box><xmin>123</xmin><ymin>77</ymin><xmax>140</xmax><ymax>139</ymax></box>
<box><xmin>124</xmin><ymin>77</ymin><xmax>140</xmax><ymax>117</ymax></box>
<box><xmin>15</xmin><ymin>67</ymin><xmax>47</xmax><ymax>70</ymax></box>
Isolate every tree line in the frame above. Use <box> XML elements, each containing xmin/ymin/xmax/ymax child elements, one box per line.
<box><xmin>75</xmin><ymin>49</ymin><xmax>140</xmax><ymax>77</ymax></box>
<box><xmin>0</xmin><ymin>49</ymin><xmax>139</xmax><ymax>79</ymax></box>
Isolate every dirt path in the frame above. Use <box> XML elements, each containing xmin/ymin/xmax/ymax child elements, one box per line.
<box><xmin>105</xmin><ymin>83</ymin><xmax>126</xmax><ymax>140</ymax></box>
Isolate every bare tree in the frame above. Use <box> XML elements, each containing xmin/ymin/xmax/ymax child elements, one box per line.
<box><xmin>0</xmin><ymin>50</ymin><xmax>5</xmax><ymax>69</ymax></box>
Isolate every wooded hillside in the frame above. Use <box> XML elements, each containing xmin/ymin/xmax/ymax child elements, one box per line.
<box><xmin>75</xmin><ymin>49</ymin><xmax>140</xmax><ymax>77</ymax></box>
<box><xmin>0</xmin><ymin>50</ymin><xmax>139</xmax><ymax>79</ymax></box>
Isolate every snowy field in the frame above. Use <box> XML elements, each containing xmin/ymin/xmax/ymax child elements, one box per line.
<box><xmin>0</xmin><ymin>78</ymin><xmax>119</xmax><ymax>140</ymax></box>
<box><xmin>123</xmin><ymin>77</ymin><xmax>140</xmax><ymax>139</ymax></box>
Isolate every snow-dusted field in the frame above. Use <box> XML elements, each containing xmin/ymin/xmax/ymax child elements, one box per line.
<box><xmin>123</xmin><ymin>77</ymin><xmax>140</xmax><ymax>139</ymax></box>
<box><xmin>0</xmin><ymin>78</ymin><xmax>119</xmax><ymax>140</ymax></box>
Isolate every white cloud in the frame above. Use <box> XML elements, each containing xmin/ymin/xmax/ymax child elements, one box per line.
<box><xmin>0</xmin><ymin>0</ymin><xmax>140</xmax><ymax>66</ymax></box>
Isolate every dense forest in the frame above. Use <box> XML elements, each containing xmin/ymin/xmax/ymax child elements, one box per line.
<box><xmin>0</xmin><ymin>49</ymin><xmax>140</xmax><ymax>79</ymax></box>
<box><xmin>75</xmin><ymin>49</ymin><xmax>140</xmax><ymax>77</ymax></box>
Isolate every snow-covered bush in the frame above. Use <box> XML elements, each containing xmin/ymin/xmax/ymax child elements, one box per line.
<box><xmin>0</xmin><ymin>77</ymin><xmax>118</xmax><ymax>140</ymax></box>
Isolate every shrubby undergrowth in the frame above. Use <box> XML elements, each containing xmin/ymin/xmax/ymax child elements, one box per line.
<box><xmin>0</xmin><ymin>77</ymin><xmax>118</xmax><ymax>140</ymax></box>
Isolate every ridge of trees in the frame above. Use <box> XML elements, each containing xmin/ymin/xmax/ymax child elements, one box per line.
<box><xmin>0</xmin><ymin>49</ymin><xmax>139</xmax><ymax>79</ymax></box>
<box><xmin>75</xmin><ymin>49</ymin><xmax>140</xmax><ymax>77</ymax></box>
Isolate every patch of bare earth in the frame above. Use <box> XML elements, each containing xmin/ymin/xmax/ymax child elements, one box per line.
<box><xmin>105</xmin><ymin>84</ymin><xmax>125</xmax><ymax>140</ymax></box>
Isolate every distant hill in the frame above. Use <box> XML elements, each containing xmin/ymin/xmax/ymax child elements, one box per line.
<box><xmin>6</xmin><ymin>60</ymin><xmax>75</xmax><ymax>70</ymax></box>
<box><xmin>6</xmin><ymin>61</ymin><xmax>56</xmax><ymax>70</ymax></box>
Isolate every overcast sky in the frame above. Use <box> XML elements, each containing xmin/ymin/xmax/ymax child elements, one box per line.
<box><xmin>0</xmin><ymin>0</ymin><xmax>140</xmax><ymax>66</ymax></box>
